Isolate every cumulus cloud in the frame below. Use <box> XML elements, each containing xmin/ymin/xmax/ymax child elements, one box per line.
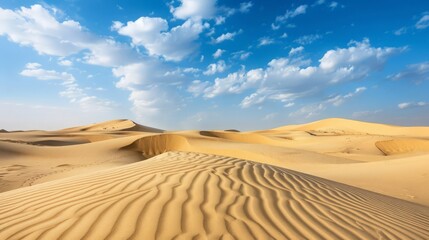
<box><xmin>289</xmin><ymin>46</ymin><xmax>304</xmax><ymax>56</ymax></box>
<box><xmin>326</xmin><ymin>87</ymin><xmax>366</xmax><ymax>106</ymax></box>
<box><xmin>112</xmin><ymin>62</ymin><xmax>183</xmax><ymax>123</ymax></box>
<box><xmin>393</xmin><ymin>27</ymin><xmax>407</xmax><ymax>36</ymax></box>
<box><xmin>232</xmin><ymin>51</ymin><xmax>252</xmax><ymax>60</ymax></box>
<box><xmin>289</xmin><ymin>104</ymin><xmax>325</xmax><ymax>118</ymax></box>
<box><xmin>20</xmin><ymin>63</ymin><xmax>114</xmax><ymax>111</ymax></box>
<box><xmin>329</xmin><ymin>2</ymin><xmax>339</xmax><ymax>9</ymax></box>
<box><xmin>188</xmin><ymin>80</ymin><xmax>210</xmax><ymax>96</ymax></box>
<box><xmin>58</xmin><ymin>59</ymin><xmax>73</xmax><ymax>66</ymax></box>
<box><xmin>398</xmin><ymin>102</ymin><xmax>428</xmax><ymax>109</ymax></box>
<box><xmin>115</xmin><ymin>17</ymin><xmax>204</xmax><ymax>61</ymax></box>
<box><xmin>21</xmin><ymin>63</ymin><xmax>75</xmax><ymax>83</ymax></box>
<box><xmin>276</xmin><ymin>5</ymin><xmax>308</xmax><ymax>23</ymax></box>
<box><xmin>294</xmin><ymin>34</ymin><xmax>322</xmax><ymax>45</ymax></box>
<box><xmin>389</xmin><ymin>61</ymin><xmax>429</xmax><ymax>83</ymax></box>
<box><xmin>239</xmin><ymin>2</ymin><xmax>253</xmax><ymax>13</ymax></box>
<box><xmin>258</xmin><ymin>37</ymin><xmax>275</xmax><ymax>46</ymax></box>
<box><xmin>213</xmin><ymin>49</ymin><xmax>225</xmax><ymax>59</ymax></box>
<box><xmin>203</xmin><ymin>60</ymin><xmax>227</xmax><ymax>75</ymax></box>
<box><xmin>189</xmin><ymin>39</ymin><xmax>403</xmax><ymax>108</ymax></box>
<box><xmin>171</xmin><ymin>0</ymin><xmax>217</xmax><ymax>20</ymax></box>
<box><xmin>0</xmin><ymin>4</ymin><xmax>183</xmax><ymax>126</ymax></box>
<box><xmin>213</xmin><ymin>31</ymin><xmax>240</xmax><ymax>43</ymax></box>
<box><xmin>416</xmin><ymin>14</ymin><xmax>429</xmax><ymax>29</ymax></box>
<box><xmin>0</xmin><ymin>5</ymin><xmax>137</xmax><ymax>67</ymax></box>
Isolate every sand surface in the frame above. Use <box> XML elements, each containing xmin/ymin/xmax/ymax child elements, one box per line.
<box><xmin>1</xmin><ymin>118</ymin><xmax>429</xmax><ymax>239</ymax></box>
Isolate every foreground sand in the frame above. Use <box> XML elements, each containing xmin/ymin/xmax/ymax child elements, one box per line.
<box><xmin>1</xmin><ymin>118</ymin><xmax>429</xmax><ymax>239</ymax></box>
<box><xmin>1</xmin><ymin>151</ymin><xmax>428</xmax><ymax>239</ymax></box>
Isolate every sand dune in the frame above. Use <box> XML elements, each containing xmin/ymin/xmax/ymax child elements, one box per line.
<box><xmin>62</xmin><ymin>119</ymin><xmax>163</xmax><ymax>133</ymax></box>
<box><xmin>1</xmin><ymin>118</ymin><xmax>429</xmax><ymax>239</ymax></box>
<box><xmin>275</xmin><ymin>118</ymin><xmax>429</xmax><ymax>137</ymax></box>
<box><xmin>375</xmin><ymin>138</ymin><xmax>429</xmax><ymax>155</ymax></box>
<box><xmin>1</xmin><ymin>151</ymin><xmax>428</xmax><ymax>240</ymax></box>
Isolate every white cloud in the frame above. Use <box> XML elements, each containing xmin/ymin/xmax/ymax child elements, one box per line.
<box><xmin>232</xmin><ymin>50</ymin><xmax>252</xmax><ymax>60</ymax></box>
<box><xmin>112</xmin><ymin>62</ymin><xmax>183</xmax><ymax>124</ymax></box>
<box><xmin>329</xmin><ymin>2</ymin><xmax>338</xmax><ymax>9</ymax></box>
<box><xmin>258</xmin><ymin>37</ymin><xmax>275</xmax><ymax>46</ymax></box>
<box><xmin>203</xmin><ymin>60</ymin><xmax>227</xmax><ymax>75</ymax></box>
<box><xmin>215</xmin><ymin>16</ymin><xmax>226</xmax><ymax>25</ymax></box>
<box><xmin>111</xmin><ymin>21</ymin><xmax>124</xmax><ymax>31</ymax></box>
<box><xmin>25</xmin><ymin>62</ymin><xmax>42</xmax><ymax>69</ymax></box>
<box><xmin>190</xmin><ymin>39</ymin><xmax>403</xmax><ymax>108</ymax></box>
<box><xmin>21</xmin><ymin>64</ymin><xmax>75</xmax><ymax>83</ymax></box>
<box><xmin>389</xmin><ymin>61</ymin><xmax>429</xmax><ymax>82</ymax></box>
<box><xmin>398</xmin><ymin>102</ymin><xmax>428</xmax><ymax>109</ymax></box>
<box><xmin>394</xmin><ymin>27</ymin><xmax>407</xmax><ymax>36</ymax></box>
<box><xmin>188</xmin><ymin>80</ymin><xmax>210</xmax><ymax>96</ymax></box>
<box><xmin>289</xmin><ymin>46</ymin><xmax>304</xmax><ymax>56</ymax></box>
<box><xmin>416</xmin><ymin>14</ymin><xmax>429</xmax><ymax>29</ymax></box>
<box><xmin>58</xmin><ymin>59</ymin><xmax>73</xmax><ymax>66</ymax></box>
<box><xmin>115</xmin><ymin>17</ymin><xmax>203</xmax><ymax>61</ymax></box>
<box><xmin>183</xmin><ymin>67</ymin><xmax>201</xmax><ymax>74</ymax></box>
<box><xmin>0</xmin><ymin>5</ymin><xmax>137</xmax><ymax>67</ymax></box>
<box><xmin>0</xmin><ymin>5</ymin><xmax>83</xmax><ymax>56</ymax></box>
<box><xmin>275</xmin><ymin>5</ymin><xmax>308</xmax><ymax>23</ymax></box>
<box><xmin>239</xmin><ymin>2</ymin><xmax>253</xmax><ymax>13</ymax></box>
<box><xmin>213</xmin><ymin>49</ymin><xmax>225</xmax><ymax>59</ymax></box>
<box><xmin>326</xmin><ymin>87</ymin><xmax>366</xmax><ymax>106</ymax></box>
<box><xmin>201</xmin><ymin>70</ymin><xmax>255</xmax><ymax>98</ymax></box>
<box><xmin>294</xmin><ymin>34</ymin><xmax>322</xmax><ymax>45</ymax></box>
<box><xmin>171</xmin><ymin>0</ymin><xmax>217</xmax><ymax>20</ymax></box>
<box><xmin>314</xmin><ymin>0</ymin><xmax>326</xmax><ymax>6</ymax></box>
<box><xmin>271</xmin><ymin>23</ymin><xmax>280</xmax><ymax>30</ymax></box>
<box><xmin>289</xmin><ymin>104</ymin><xmax>325</xmax><ymax>118</ymax></box>
<box><xmin>20</xmin><ymin>63</ymin><xmax>114</xmax><ymax>111</ymax></box>
<box><xmin>113</xmin><ymin>61</ymin><xmax>173</xmax><ymax>90</ymax></box>
<box><xmin>213</xmin><ymin>31</ymin><xmax>239</xmax><ymax>43</ymax></box>
<box><xmin>281</xmin><ymin>33</ymin><xmax>288</xmax><ymax>38</ymax></box>
<box><xmin>284</xmin><ymin>102</ymin><xmax>295</xmax><ymax>108</ymax></box>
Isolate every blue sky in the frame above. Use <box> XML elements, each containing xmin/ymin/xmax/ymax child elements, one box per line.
<box><xmin>0</xmin><ymin>0</ymin><xmax>428</xmax><ymax>130</ymax></box>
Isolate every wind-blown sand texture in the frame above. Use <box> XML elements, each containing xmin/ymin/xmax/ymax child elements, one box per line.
<box><xmin>1</xmin><ymin>118</ymin><xmax>429</xmax><ymax>239</ymax></box>
<box><xmin>1</xmin><ymin>152</ymin><xmax>429</xmax><ymax>239</ymax></box>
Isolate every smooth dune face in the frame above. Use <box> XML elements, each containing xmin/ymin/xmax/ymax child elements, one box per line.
<box><xmin>1</xmin><ymin>152</ymin><xmax>428</xmax><ymax>240</ymax></box>
<box><xmin>375</xmin><ymin>139</ymin><xmax>429</xmax><ymax>155</ymax></box>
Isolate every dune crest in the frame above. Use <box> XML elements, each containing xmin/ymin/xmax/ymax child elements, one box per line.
<box><xmin>62</xmin><ymin>119</ymin><xmax>163</xmax><ymax>133</ymax></box>
<box><xmin>1</xmin><ymin>152</ymin><xmax>428</xmax><ymax>240</ymax></box>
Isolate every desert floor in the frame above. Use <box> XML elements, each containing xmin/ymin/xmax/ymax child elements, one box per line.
<box><xmin>1</xmin><ymin>118</ymin><xmax>429</xmax><ymax>239</ymax></box>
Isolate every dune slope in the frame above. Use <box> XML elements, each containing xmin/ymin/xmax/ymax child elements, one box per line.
<box><xmin>1</xmin><ymin>151</ymin><xmax>428</xmax><ymax>240</ymax></box>
<box><xmin>62</xmin><ymin>119</ymin><xmax>163</xmax><ymax>133</ymax></box>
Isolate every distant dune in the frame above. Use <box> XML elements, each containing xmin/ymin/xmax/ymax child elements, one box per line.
<box><xmin>1</xmin><ymin>118</ymin><xmax>429</xmax><ymax>239</ymax></box>
<box><xmin>61</xmin><ymin>119</ymin><xmax>163</xmax><ymax>133</ymax></box>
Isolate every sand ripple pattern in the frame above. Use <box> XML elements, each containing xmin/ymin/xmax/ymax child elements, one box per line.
<box><xmin>0</xmin><ymin>151</ymin><xmax>429</xmax><ymax>240</ymax></box>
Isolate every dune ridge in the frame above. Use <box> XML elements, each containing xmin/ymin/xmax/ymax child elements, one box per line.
<box><xmin>0</xmin><ymin>151</ymin><xmax>428</xmax><ymax>240</ymax></box>
<box><xmin>61</xmin><ymin>119</ymin><xmax>163</xmax><ymax>133</ymax></box>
